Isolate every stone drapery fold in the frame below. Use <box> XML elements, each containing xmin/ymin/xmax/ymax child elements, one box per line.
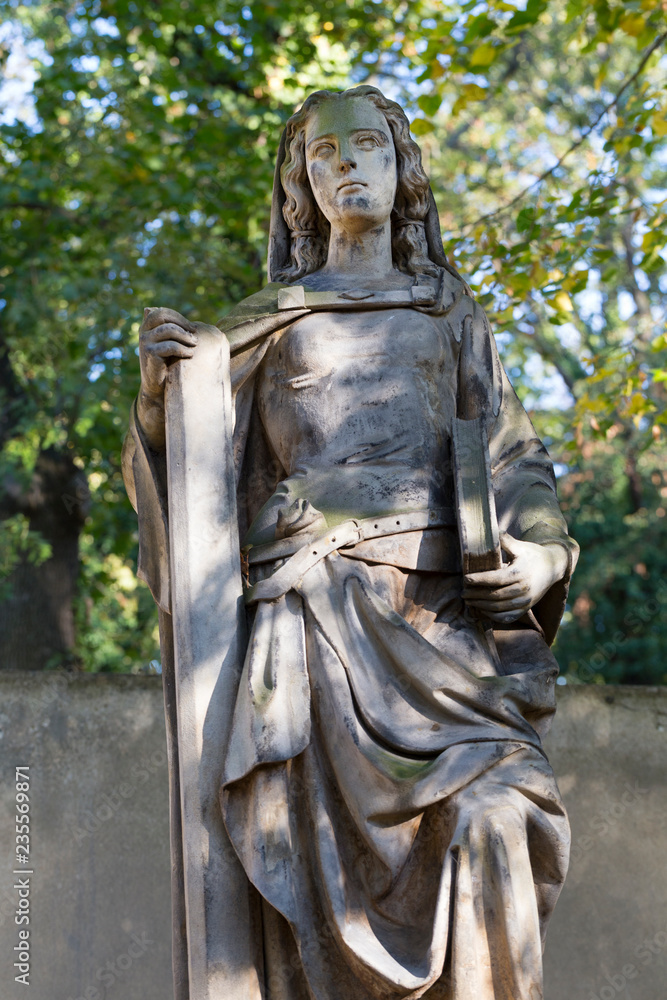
<box><xmin>222</xmin><ymin>554</ymin><xmax>569</xmax><ymax>999</ymax></box>
<box><xmin>122</xmin><ymin>280</ymin><xmax>578</xmax><ymax>999</ymax></box>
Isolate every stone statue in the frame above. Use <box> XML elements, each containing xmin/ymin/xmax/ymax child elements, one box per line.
<box><xmin>123</xmin><ymin>85</ymin><xmax>578</xmax><ymax>1000</ymax></box>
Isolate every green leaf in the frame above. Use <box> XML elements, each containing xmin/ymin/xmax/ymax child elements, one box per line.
<box><xmin>506</xmin><ymin>0</ymin><xmax>548</xmax><ymax>33</ymax></box>
<box><xmin>469</xmin><ymin>43</ymin><xmax>498</xmax><ymax>68</ymax></box>
<box><xmin>417</xmin><ymin>93</ymin><xmax>442</xmax><ymax>118</ymax></box>
<box><xmin>410</xmin><ymin>117</ymin><xmax>435</xmax><ymax>135</ymax></box>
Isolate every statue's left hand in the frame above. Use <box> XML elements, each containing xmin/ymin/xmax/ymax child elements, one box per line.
<box><xmin>461</xmin><ymin>534</ymin><xmax>568</xmax><ymax>624</ymax></box>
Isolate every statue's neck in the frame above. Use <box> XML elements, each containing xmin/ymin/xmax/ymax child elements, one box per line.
<box><xmin>321</xmin><ymin>220</ymin><xmax>394</xmax><ymax>281</ymax></box>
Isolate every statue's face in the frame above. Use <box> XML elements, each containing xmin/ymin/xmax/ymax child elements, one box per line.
<box><xmin>304</xmin><ymin>97</ymin><xmax>397</xmax><ymax>233</ymax></box>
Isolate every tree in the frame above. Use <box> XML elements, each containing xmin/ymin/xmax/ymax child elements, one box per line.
<box><xmin>1</xmin><ymin>0</ymin><xmax>665</xmax><ymax>679</ymax></box>
<box><xmin>0</xmin><ymin>0</ymin><xmax>413</xmax><ymax>670</ymax></box>
<box><xmin>387</xmin><ymin>0</ymin><xmax>667</xmax><ymax>682</ymax></box>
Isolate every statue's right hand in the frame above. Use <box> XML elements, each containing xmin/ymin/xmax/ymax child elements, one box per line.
<box><xmin>139</xmin><ymin>307</ymin><xmax>199</xmax><ymax>400</ymax></box>
<box><xmin>137</xmin><ymin>307</ymin><xmax>199</xmax><ymax>450</ymax></box>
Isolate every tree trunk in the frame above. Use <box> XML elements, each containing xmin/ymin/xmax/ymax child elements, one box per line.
<box><xmin>0</xmin><ymin>448</ymin><xmax>89</xmax><ymax>670</ymax></box>
<box><xmin>624</xmin><ymin>445</ymin><xmax>643</xmax><ymax>514</ymax></box>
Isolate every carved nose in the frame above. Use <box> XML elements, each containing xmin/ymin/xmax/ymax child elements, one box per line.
<box><xmin>340</xmin><ymin>157</ymin><xmax>357</xmax><ymax>172</ymax></box>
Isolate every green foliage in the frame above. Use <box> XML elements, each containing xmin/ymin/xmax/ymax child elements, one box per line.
<box><xmin>1</xmin><ymin>0</ymin><xmax>666</xmax><ymax>680</ymax></box>
<box><xmin>393</xmin><ymin>0</ymin><xmax>667</xmax><ymax>682</ymax></box>
<box><xmin>73</xmin><ymin>537</ymin><xmax>162</xmax><ymax>672</ymax></box>
<box><xmin>0</xmin><ymin>512</ymin><xmax>52</xmax><ymax>600</ymax></box>
<box><xmin>553</xmin><ymin>442</ymin><xmax>667</xmax><ymax>685</ymax></box>
<box><xmin>1</xmin><ymin>0</ymin><xmax>379</xmax><ymax>669</ymax></box>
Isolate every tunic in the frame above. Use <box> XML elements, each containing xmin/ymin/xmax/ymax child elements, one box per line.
<box><xmin>123</xmin><ymin>272</ymin><xmax>578</xmax><ymax>1000</ymax></box>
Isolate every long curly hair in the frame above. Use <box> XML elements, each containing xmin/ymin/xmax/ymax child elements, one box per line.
<box><xmin>274</xmin><ymin>86</ymin><xmax>442</xmax><ymax>282</ymax></box>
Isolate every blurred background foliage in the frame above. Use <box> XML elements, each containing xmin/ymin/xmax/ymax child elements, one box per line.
<box><xmin>0</xmin><ymin>0</ymin><xmax>666</xmax><ymax>681</ymax></box>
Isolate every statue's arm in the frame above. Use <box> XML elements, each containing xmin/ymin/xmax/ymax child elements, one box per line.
<box><xmin>459</xmin><ymin>299</ymin><xmax>578</xmax><ymax>643</ymax></box>
<box><xmin>491</xmin><ymin>372</ymin><xmax>579</xmax><ymax>644</ymax></box>
<box><xmin>122</xmin><ymin>304</ymin><xmax>284</xmax><ymax>610</ymax></box>
<box><xmin>122</xmin><ymin>398</ymin><xmax>171</xmax><ymax>612</ymax></box>
<box><xmin>121</xmin><ymin>303</ymin><xmax>206</xmax><ymax>611</ymax></box>
<box><xmin>487</xmin><ymin>346</ymin><xmax>578</xmax><ymax>572</ymax></box>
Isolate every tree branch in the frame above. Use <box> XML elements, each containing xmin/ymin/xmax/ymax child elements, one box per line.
<box><xmin>461</xmin><ymin>30</ymin><xmax>667</xmax><ymax>233</ymax></box>
<box><xmin>519</xmin><ymin>318</ymin><xmax>587</xmax><ymax>395</ymax></box>
<box><xmin>0</xmin><ymin>201</ymin><xmax>77</xmax><ymax>218</ymax></box>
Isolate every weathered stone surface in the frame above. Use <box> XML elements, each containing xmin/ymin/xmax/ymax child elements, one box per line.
<box><xmin>0</xmin><ymin>673</ymin><xmax>172</xmax><ymax>1000</ymax></box>
<box><xmin>124</xmin><ymin>84</ymin><xmax>579</xmax><ymax>999</ymax></box>
<box><xmin>543</xmin><ymin>684</ymin><xmax>667</xmax><ymax>1000</ymax></box>
<box><xmin>164</xmin><ymin>323</ymin><xmax>257</xmax><ymax>1000</ymax></box>
<box><xmin>0</xmin><ymin>677</ymin><xmax>664</xmax><ymax>1000</ymax></box>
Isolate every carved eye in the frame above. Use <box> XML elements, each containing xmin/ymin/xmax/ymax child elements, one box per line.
<box><xmin>313</xmin><ymin>142</ymin><xmax>335</xmax><ymax>157</ymax></box>
<box><xmin>356</xmin><ymin>134</ymin><xmax>379</xmax><ymax>148</ymax></box>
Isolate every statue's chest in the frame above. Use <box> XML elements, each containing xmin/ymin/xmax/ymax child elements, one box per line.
<box><xmin>267</xmin><ymin>309</ymin><xmax>448</xmax><ymax>386</ymax></box>
<box><xmin>256</xmin><ymin>308</ymin><xmax>459</xmax><ymax>471</ymax></box>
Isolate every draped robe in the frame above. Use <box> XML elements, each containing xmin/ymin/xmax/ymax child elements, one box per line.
<box><xmin>123</xmin><ymin>269</ymin><xmax>578</xmax><ymax>1000</ymax></box>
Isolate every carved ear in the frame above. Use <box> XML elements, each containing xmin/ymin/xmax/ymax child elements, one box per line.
<box><xmin>267</xmin><ymin>128</ymin><xmax>290</xmax><ymax>283</ymax></box>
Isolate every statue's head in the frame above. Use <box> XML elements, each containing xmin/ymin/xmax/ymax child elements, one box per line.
<box><xmin>273</xmin><ymin>85</ymin><xmax>441</xmax><ymax>282</ymax></box>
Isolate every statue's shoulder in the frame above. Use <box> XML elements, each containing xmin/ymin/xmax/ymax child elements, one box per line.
<box><xmin>216</xmin><ymin>282</ymin><xmax>301</xmax><ymax>355</ymax></box>
<box><xmin>217</xmin><ymin>282</ymin><xmax>287</xmax><ymax>332</ymax></box>
<box><xmin>433</xmin><ymin>268</ymin><xmax>477</xmax><ymax>340</ymax></box>
<box><xmin>216</xmin><ymin>272</ymin><xmax>480</xmax><ymax>354</ymax></box>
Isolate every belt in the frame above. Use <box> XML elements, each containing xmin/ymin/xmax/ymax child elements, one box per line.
<box><xmin>244</xmin><ymin>507</ymin><xmax>455</xmax><ymax>605</ymax></box>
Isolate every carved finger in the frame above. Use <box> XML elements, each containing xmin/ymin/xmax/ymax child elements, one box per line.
<box><xmin>148</xmin><ymin>342</ymin><xmax>196</xmax><ymax>359</ymax></box>
<box><xmin>143</xmin><ymin>323</ymin><xmax>198</xmax><ymax>345</ymax></box>
<box><xmin>499</xmin><ymin>533</ymin><xmax>526</xmax><ymax>559</ymax></box>
<box><xmin>481</xmin><ymin>609</ymin><xmax>526</xmax><ymax>624</ymax></box>
<box><xmin>141</xmin><ymin>307</ymin><xmax>197</xmax><ymax>334</ymax></box>
<box><xmin>464</xmin><ymin>567</ymin><xmax>516</xmax><ymax>588</ymax></box>
<box><xmin>466</xmin><ymin>596</ymin><xmax>530</xmax><ymax>612</ymax></box>
<box><xmin>462</xmin><ymin>582</ymin><xmax>529</xmax><ymax>601</ymax></box>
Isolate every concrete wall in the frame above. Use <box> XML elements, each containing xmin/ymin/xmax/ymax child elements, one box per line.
<box><xmin>0</xmin><ymin>675</ymin><xmax>664</xmax><ymax>1000</ymax></box>
<box><xmin>0</xmin><ymin>674</ymin><xmax>172</xmax><ymax>1000</ymax></box>
<box><xmin>543</xmin><ymin>685</ymin><xmax>667</xmax><ymax>1000</ymax></box>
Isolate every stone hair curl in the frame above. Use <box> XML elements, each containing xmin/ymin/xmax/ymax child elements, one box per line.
<box><xmin>274</xmin><ymin>85</ymin><xmax>442</xmax><ymax>282</ymax></box>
